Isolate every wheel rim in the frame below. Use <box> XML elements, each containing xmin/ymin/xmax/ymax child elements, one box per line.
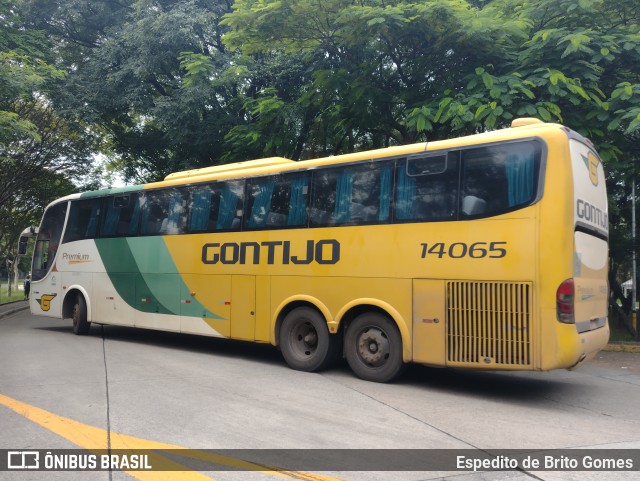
<box><xmin>356</xmin><ymin>327</ymin><xmax>390</xmax><ymax>367</ymax></box>
<box><xmin>288</xmin><ymin>320</ymin><xmax>319</xmax><ymax>359</ymax></box>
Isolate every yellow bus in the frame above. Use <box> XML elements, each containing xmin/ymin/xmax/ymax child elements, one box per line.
<box><xmin>27</xmin><ymin>118</ymin><xmax>609</xmax><ymax>382</ymax></box>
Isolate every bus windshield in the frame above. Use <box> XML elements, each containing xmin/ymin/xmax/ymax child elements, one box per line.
<box><xmin>32</xmin><ymin>201</ymin><xmax>67</xmax><ymax>281</ymax></box>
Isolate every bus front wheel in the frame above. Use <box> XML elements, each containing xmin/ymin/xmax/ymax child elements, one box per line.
<box><xmin>72</xmin><ymin>294</ymin><xmax>90</xmax><ymax>335</ymax></box>
<box><xmin>345</xmin><ymin>313</ymin><xmax>404</xmax><ymax>383</ymax></box>
<box><xmin>279</xmin><ymin>307</ymin><xmax>340</xmax><ymax>372</ymax></box>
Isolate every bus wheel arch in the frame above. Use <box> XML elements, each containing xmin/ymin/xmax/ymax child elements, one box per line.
<box><xmin>274</xmin><ymin>297</ymin><xmax>333</xmax><ymax>346</ymax></box>
<box><xmin>338</xmin><ymin>302</ymin><xmax>408</xmax><ymax>383</ymax></box>
<box><xmin>62</xmin><ymin>288</ymin><xmax>91</xmax><ymax>335</ymax></box>
<box><xmin>336</xmin><ymin>300</ymin><xmax>411</xmax><ymax>362</ymax></box>
<box><xmin>275</xmin><ymin>299</ymin><xmax>341</xmax><ymax>372</ymax></box>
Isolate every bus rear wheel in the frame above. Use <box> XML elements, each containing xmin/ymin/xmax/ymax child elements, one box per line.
<box><xmin>345</xmin><ymin>312</ymin><xmax>404</xmax><ymax>383</ymax></box>
<box><xmin>280</xmin><ymin>307</ymin><xmax>341</xmax><ymax>372</ymax></box>
<box><xmin>72</xmin><ymin>294</ymin><xmax>90</xmax><ymax>335</ymax></box>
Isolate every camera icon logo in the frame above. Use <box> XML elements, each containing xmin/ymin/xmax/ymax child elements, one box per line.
<box><xmin>7</xmin><ymin>451</ymin><xmax>40</xmax><ymax>469</ymax></box>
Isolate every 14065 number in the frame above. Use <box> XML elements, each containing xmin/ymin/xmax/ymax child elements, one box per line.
<box><xmin>420</xmin><ymin>242</ymin><xmax>507</xmax><ymax>259</ymax></box>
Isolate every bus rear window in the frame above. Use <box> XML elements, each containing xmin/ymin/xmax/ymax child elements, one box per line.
<box><xmin>460</xmin><ymin>141</ymin><xmax>541</xmax><ymax>218</ymax></box>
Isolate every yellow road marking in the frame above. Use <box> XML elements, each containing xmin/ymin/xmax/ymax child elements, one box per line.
<box><xmin>0</xmin><ymin>393</ymin><xmax>347</xmax><ymax>481</ymax></box>
<box><xmin>0</xmin><ymin>392</ymin><xmax>212</xmax><ymax>481</ymax></box>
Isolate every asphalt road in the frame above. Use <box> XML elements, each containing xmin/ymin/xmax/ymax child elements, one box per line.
<box><xmin>0</xmin><ymin>308</ymin><xmax>639</xmax><ymax>481</ymax></box>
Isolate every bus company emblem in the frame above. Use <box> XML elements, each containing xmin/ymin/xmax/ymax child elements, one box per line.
<box><xmin>581</xmin><ymin>152</ymin><xmax>600</xmax><ymax>186</ymax></box>
<box><xmin>576</xmin><ymin>199</ymin><xmax>608</xmax><ymax>231</ymax></box>
<box><xmin>37</xmin><ymin>294</ymin><xmax>57</xmax><ymax>312</ymax></box>
<box><xmin>202</xmin><ymin>239</ymin><xmax>340</xmax><ymax>265</ymax></box>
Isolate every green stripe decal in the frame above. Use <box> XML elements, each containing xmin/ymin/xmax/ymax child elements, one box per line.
<box><xmin>80</xmin><ymin>185</ymin><xmax>144</xmax><ymax>199</ymax></box>
<box><xmin>94</xmin><ymin>237</ymin><xmax>223</xmax><ymax>320</ymax></box>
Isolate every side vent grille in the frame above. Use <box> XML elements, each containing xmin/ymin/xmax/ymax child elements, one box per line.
<box><xmin>446</xmin><ymin>281</ymin><xmax>532</xmax><ymax>368</ymax></box>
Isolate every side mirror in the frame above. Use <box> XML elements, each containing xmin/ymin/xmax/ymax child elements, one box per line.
<box><xmin>18</xmin><ymin>237</ymin><xmax>28</xmax><ymax>256</ymax></box>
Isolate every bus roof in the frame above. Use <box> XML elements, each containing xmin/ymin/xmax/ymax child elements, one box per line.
<box><xmin>164</xmin><ymin>157</ymin><xmax>295</xmax><ymax>182</ymax></box>
<box><xmin>150</xmin><ymin>119</ymin><xmax>571</xmax><ymax>188</ymax></box>
<box><xmin>66</xmin><ymin>119</ymin><xmax>574</xmax><ymax>199</ymax></box>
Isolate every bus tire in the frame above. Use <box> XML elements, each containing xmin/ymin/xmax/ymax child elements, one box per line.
<box><xmin>279</xmin><ymin>307</ymin><xmax>340</xmax><ymax>372</ymax></box>
<box><xmin>72</xmin><ymin>294</ymin><xmax>90</xmax><ymax>335</ymax></box>
<box><xmin>345</xmin><ymin>312</ymin><xmax>404</xmax><ymax>383</ymax></box>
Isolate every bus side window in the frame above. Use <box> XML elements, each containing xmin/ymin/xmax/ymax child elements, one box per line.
<box><xmin>460</xmin><ymin>142</ymin><xmax>539</xmax><ymax>218</ymax></box>
<box><xmin>140</xmin><ymin>194</ymin><xmax>166</xmax><ymax>235</ymax></box>
<box><xmin>140</xmin><ymin>189</ymin><xmax>188</xmax><ymax>235</ymax></box>
<box><xmin>395</xmin><ymin>154</ymin><xmax>458</xmax><ymax>222</ymax></box>
<box><xmin>101</xmin><ymin>194</ymin><xmax>141</xmax><ymax>237</ymax></box>
<box><xmin>216</xmin><ymin>181</ymin><xmax>244</xmax><ymax>231</ymax></box>
<box><xmin>62</xmin><ymin>198</ymin><xmax>101</xmax><ymax>243</ymax></box>
<box><xmin>310</xmin><ymin>170</ymin><xmax>336</xmax><ymax>225</ymax></box>
<box><xmin>189</xmin><ymin>184</ymin><xmax>218</xmax><ymax>232</ymax></box>
<box><xmin>310</xmin><ymin>162</ymin><xmax>390</xmax><ymax>226</ymax></box>
<box><xmin>245</xmin><ymin>174</ymin><xmax>310</xmax><ymax>229</ymax></box>
<box><xmin>286</xmin><ymin>175</ymin><xmax>309</xmax><ymax>226</ymax></box>
<box><xmin>351</xmin><ymin>164</ymin><xmax>391</xmax><ymax>222</ymax></box>
<box><xmin>246</xmin><ymin>177</ymin><xmax>276</xmax><ymax>228</ymax></box>
<box><xmin>187</xmin><ymin>181</ymin><xmax>243</xmax><ymax>233</ymax></box>
<box><xmin>163</xmin><ymin>189</ymin><xmax>188</xmax><ymax>234</ymax></box>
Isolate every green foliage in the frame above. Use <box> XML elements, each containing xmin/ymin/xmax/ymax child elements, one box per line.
<box><xmin>179</xmin><ymin>52</ymin><xmax>216</xmax><ymax>88</ymax></box>
<box><xmin>219</xmin><ymin>0</ymin><xmax>639</xmax><ymax>155</ymax></box>
<box><xmin>0</xmin><ymin>168</ymin><xmax>76</xmax><ymax>278</ymax></box>
<box><xmin>0</xmin><ymin>0</ymin><xmax>96</xmax><ymax>273</ymax></box>
<box><xmin>222</xmin><ymin>0</ymin><xmax>527</xmax><ymax>146</ymax></box>
<box><xmin>40</xmin><ymin>0</ymin><xmax>240</xmax><ymax>181</ymax></box>
<box><xmin>29</xmin><ymin>0</ymin><xmax>637</xmax><ymax>177</ymax></box>
<box><xmin>0</xmin><ymin>40</ymin><xmax>66</xmax><ymax>144</ymax></box>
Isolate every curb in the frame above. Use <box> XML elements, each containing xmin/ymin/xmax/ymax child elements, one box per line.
<box><xmin>0</xmin><ymin>303</ymin><xmax>29</xmax><ymax>320</ymax></box>
<box><xmin>603</xmin><ymin>343</ymin><xmax>640</xmax><ymax>354</ymax></box>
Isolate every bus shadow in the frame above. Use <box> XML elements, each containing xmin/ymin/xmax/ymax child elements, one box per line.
<box><xmin>34</xmin><ymin>323</ymin><xmax>577</xmax><ymax>402</ymax></box>
<box><xmin>399</xmin><ymin>363</ymin><xmax>572</xmax><ymax>402</ymax></box>
<box><xmin>97</xmin><ymin>324</ymin><xmax>284</xmax><ymax>366</ymax></box>
<box><xmin>33</xmin><ymin>322</ymin><xmax>285</xmax><ymax>367</ymax></box>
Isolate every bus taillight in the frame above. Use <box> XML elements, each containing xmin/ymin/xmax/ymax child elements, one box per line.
<box><xmin>556</xmin><ymin>278</ymin><xmax>575</xmax><ymax>324</ymax></box>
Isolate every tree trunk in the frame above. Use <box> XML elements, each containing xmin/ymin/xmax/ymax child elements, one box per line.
<box><xmin>12</xmin><ymin>260</ymin><xmax>20</xmax><ymax>293</ymax></box>
<box><xmin>5</xmin><ymin>260</ymin><xmax>12</xmax><ymax>297</ymax></box>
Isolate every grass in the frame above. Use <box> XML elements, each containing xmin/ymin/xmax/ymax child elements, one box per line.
<box><xmin>0</xmin><ymin>283</ymin><xmax>27</xmax><ymax>305</ymax></box>
<box><xmin>609</xmin><ymin>326</ymin><xmax>636</xmax><ymax>343</ymax></box>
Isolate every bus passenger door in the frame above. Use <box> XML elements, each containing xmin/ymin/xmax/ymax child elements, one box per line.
<box><xmin>412</xmin><ymin>279</ymin><xmax>446</xmax><ymax>365</ymax></box>
<box><xmin>231</xmin><ymin>275</ymin><xmax>255</xmax><ymax>341</ymax></box>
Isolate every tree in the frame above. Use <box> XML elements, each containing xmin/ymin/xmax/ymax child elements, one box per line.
<box><xmin>0</xmin><ymin>171</ymin><xmax>76</xmax><ymax>295</ymax></box>
<box><xmin>25</xmin><ymin>0</ymin><xmax>242</xmax><ymax>183</ymax></box>
<box><xmin>223</xmin><ymin>0</ymin><xmax>639</xmax><ymax>144</ymax></box>
<box><xmin>222</xmin><ymin>0</ymin><xmax>529</xmax><ymax>152</ymax></box>
<box><xmin>0</xmin><ymin>0</ymin><xmax>97</xmax><ymax>293</ymax></box>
